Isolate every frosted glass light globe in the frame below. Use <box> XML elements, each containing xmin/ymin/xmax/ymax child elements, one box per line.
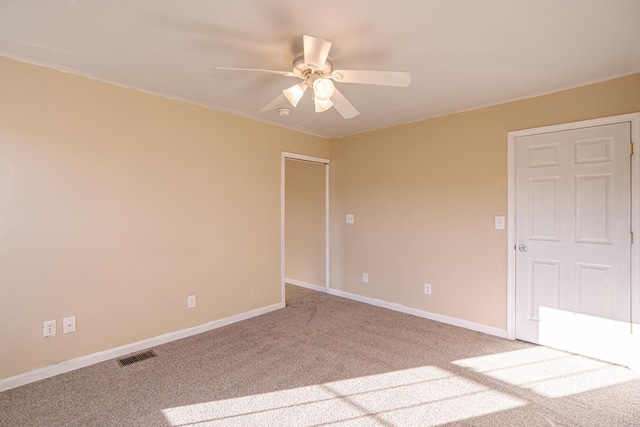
<box><xmin>312</xmin><ymin>78</ymin><xmax>335</xmax><ymax>101</ymax></box>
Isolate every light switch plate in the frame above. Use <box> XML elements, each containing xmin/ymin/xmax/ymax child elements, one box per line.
<box><xmin>346</xmin><ymin>214</ymin><xmax>355</xmax><ymax>224</ymax></box>
<box><xmin>495</xmin><ymin>216</ymin><xmax>505</xmax><ymax>230</ymax></box>
<box><xmin>187</xmin><ymin>295</ymin><xmax>196</xmax><ymax>308</ymax></box>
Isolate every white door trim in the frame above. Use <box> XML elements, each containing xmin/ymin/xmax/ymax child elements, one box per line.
<box><xmin>507</xmin><ymin>113</ymin><xmax>640</xmax><ymax>340</ymax></box>
<box><xmin>281</xmin><ymin>152</ymin><xmax>330</xmax><ymax>304</ymax></box>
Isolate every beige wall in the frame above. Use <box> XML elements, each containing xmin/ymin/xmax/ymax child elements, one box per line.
<box><xmin>0</xmin><ymin>56</ymin><xmax>329</xmax><ymax>379</ymax></box>
<box><xmin>2</xmin><ymin>52</ymin><xmax>639</xmax><ymax>381</ymax></box>
<box><xmin>285</xmin><ymin>159</ymin><xmax>326</xmax><ymax>287</ymax></box>
<box><xmin>330</xmin><ymin>73</ymin><xmax>640</xmax><ymax>330</ymax></box>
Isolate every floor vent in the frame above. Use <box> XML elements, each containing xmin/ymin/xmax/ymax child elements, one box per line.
<box><xmin>117</xmin><ymin>350</ymin><xmax>157</xmax><ymax>367</ymax></box>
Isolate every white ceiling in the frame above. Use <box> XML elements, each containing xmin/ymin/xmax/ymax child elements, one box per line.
<box><xmin>1</xmin><ymin>0</ymin><xmax>639</xmax><ymax>139</ymax></box>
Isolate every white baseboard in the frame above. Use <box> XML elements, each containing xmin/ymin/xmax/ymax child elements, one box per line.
<box><xmin>326</xmin><ymin>288</ymin><xmax>508</xmax><ymax>339</ymax></box>
<box><xmin>1</xmin><ymin>289</ymin><xmax>509</xmax><ymax>392</ymax></box>
<box><xmin>285</xmin><ymin>278</ymin><xmax>326</xmax><ymax>293</ymax></box>
<box><xmin>0</xmin><ymin>302</ymin><xmax>284</xmax><ymax>392</ymax></box>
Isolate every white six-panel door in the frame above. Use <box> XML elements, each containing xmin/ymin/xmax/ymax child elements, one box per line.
<box><xmin>514</xmin><ymin>122</ymin><xmax>632</xmax><ymax>365</ymax></box>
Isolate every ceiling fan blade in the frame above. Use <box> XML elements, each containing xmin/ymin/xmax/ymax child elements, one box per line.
<box><xmin>217</xmin><ymin>67</ymin><xmax>297</xmax><ymax>77</ymax></box>
<box><xmin>260</xmin><ymin>93</ymin><xmax>286</xmax><ymax>112</ymax></box>
<box><xmin>331</xmin><ymin>88</ymin><xmax>360</xmax><ymax>119</ymax></box>
<box><xmin>303</xmin><ymin>35</ymin><xmax>332</xmax><ymax>69</ymax></box>
<box><xmin>331</xmin><ymin>70</ymin><xmax>411</xmax><ymax>87</ymax></box>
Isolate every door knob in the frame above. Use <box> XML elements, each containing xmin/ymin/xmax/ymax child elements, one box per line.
<box><xmin>518</xmin><ymin>244</ymin><xmax>528</xmax><ymax>252</ymax></box>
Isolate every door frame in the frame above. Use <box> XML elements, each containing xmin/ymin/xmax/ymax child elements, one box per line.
<box><xmin>281</xmin><ymin>152</ymin><xmax>331</xmax><ymax>304</ymax></box>
<box><xmin>506</xmin><ymin>113</ymin><xmax>640</xmax><ymax>339</ymax></box>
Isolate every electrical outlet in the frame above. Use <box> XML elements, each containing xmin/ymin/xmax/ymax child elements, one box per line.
<box><xmin>187</xmin><ymin>295</ymin><xmax>196</xmax><ymax>308</ymax></box>
<box><xmin>362</xmin><ymin>273</ymin><xmax>369</xmax><ymax>283</ymax></box>
<box><xmin>63</xmin><ymin>316</ymin><xmax>76</xmax><ymax>334</ymax></box>
<box><xmin>43</xmin><ymin>320</ymin><xmax>56</xmax><ymax>337</ymax></box>
<box><xmin>424</xmin><ymin>283</ymin><xmax>432</xmax><ymax>295</ymax></box>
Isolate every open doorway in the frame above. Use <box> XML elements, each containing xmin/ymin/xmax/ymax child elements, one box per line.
<box><xmin>280</xmin><ymin>152</ymin><xmax>330</xmax><ymax>305</ymax></box>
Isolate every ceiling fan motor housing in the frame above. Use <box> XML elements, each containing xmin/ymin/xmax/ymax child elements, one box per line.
<box><xmin>293</xmin><ymin>52</ymin><xmax>333</xmax><ymax>80</ymax></box>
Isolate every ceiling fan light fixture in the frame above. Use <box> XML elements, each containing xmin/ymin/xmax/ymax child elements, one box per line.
<box><xmin>222</xmin><ymin>35</ymin><xmax>410</xmax><ymax>119</ymax></box>
<box><xmin>314</xmin><ymin>97</ymin><xmax>333</xmax><ymax>113</ymax></box>
<box><xmin>283</xmin><ymin>83</ymin><xmax>306</xmax><ymax>107</ymax></box>
<box><xmin>312</xmin><ymin>78</ymin><xmax>335</xmax><ymax>101</ymax></box>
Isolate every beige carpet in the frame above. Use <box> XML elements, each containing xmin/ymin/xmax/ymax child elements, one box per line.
<box><xmin>1</xmin><ymin>285</ymin><xmax>639</xmax><ymax>426</ymax></box>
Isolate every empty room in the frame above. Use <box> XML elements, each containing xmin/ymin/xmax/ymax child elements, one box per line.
<box><xmin>1</xmin><ymin>1</ymin><xmax>640</xmax><ymax>426</ymax></box>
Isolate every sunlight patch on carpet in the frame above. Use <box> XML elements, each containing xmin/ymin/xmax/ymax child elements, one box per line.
<box><xmin>162</xmin><ymin>366</ymin><xmax>525</xmax><ymax>426</ymax></box>
<box><xmin>453</xmin><ymin>347</ymin><xmax>639</xmax><ymax>398</ymax></box>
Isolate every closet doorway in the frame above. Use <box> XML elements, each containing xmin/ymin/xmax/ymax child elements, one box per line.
<box><xmin>281</xmin><ymin>152</ymin><xmax>330</xmax><ymax>303</ymax></box>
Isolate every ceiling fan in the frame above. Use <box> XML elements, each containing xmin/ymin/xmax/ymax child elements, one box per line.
<box><xmin>217</xmin><ymin>35</ymin><xmax>411</xmax><ymax>119</ymax></box>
